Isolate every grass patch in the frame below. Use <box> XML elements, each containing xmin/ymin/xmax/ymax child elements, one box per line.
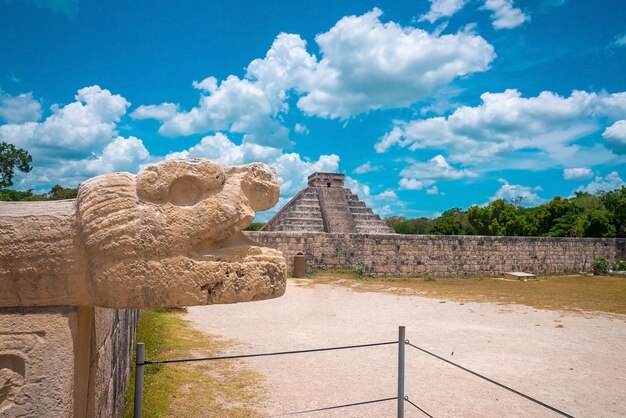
<box><xmin>308</xmin><ymin>271</ymin><xmax>626</xmax><ymax>315</ymax></box>
<box><xmin>123</xmin><ymin>308</ymin><xmax>264</xmax><ymax>417</ymax></box>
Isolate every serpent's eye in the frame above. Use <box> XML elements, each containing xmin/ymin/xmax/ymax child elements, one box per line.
<box><xmin>169</xmin><ymin>176</ymin><xmax>204</xmax><ymax>206</ymax></box>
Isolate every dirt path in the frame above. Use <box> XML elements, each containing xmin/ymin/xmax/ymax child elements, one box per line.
<box><xmin>186</xmin><ymin>279</ymin><xmax>626</xmax><ymax>417</ymax></box>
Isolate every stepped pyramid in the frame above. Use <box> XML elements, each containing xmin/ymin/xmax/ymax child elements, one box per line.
<box><xmin>262</xmin><ymin>173</ymin><xmax>395</xmax><ymax>234</ymax></box>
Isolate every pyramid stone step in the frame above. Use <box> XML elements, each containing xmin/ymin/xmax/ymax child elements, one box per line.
<box><xmin>356</xmin><ymin>227</ymin><xmax>395</xmax><ymax>234</ymax></box>
<box><xmin>279</xmin><ymin>218</ymin><xmax>324</xmax><ymax>226</ymax></box>
<box><xmin>274</xmin><ymin>224</ymin><xmax>326</xmax><ymax>232</ymax></box>
<box><xmin>349</xmin><ymin>207</ymin><xmax>374</xmax><ymax>214</ymax></box>
<box><xmin>352</xmin><ymin>213</ymin><xmax>381</xmax><ymax>221</ymax></box>
<box><xmin>281</xmin><ymin>211</ymin><xmax>323</xmax><ymax>219</ymax></box>
<box><xmin>292</xmin><ymin>204</ymin><xmax>321</xmax><ymax>210</ymax></box>
<box><xmin>355</xmin><ymin>219</ymin><xmax>387</xmax><ymax>225</ymax></box>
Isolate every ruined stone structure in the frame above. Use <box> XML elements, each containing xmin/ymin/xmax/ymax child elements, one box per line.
<box><xmin>0</xmin><ymin>159</ymin><xmax>287</xmax><ymax>417</ymax></box>
<box><xmin>262</xmin><ymin>172</ymin><xmax>395</xmax><ymax>234</ymax></box>
<box><xmin>246</xmin><ymin>231</ymin><xmax>626</xmax><ymax>277</ymax></box>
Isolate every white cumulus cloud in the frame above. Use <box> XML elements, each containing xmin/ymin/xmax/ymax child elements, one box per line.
<box><xmin>0</xmin><ymin>86</ymin><xmax>155</xmax><ymax>188</ymax></box>
<box><xmin>491</xmin><ymin>178</ymin><xmax>543</xmax><ymax>205</ymax></box>
<box><xmin>296</xmin><ymin>9</ymin><xmax>495</xmax><ymax>119</ymax></box>
<box><xmin>613</xmin><ymin>33</ymin><xmax>626</xmax><ymax>47</ymax></box>
<box><xmin>400</xmin><ymin>154</ymin><xmax>478</xmax><ymax>180</ymax></box>
<box><xmin>426</xmin><ymin>185</ymin><xmax>441</xmax><ymax>195</ymax></box>
<box><xmin>132</xmin><ymin>33</ymin><xmax>315</xmax><ymax>147</ymax></box>
<box><xmin>133</xmin><ymin>9</ymin><xmax>495</xmax><ymax>141</ymax></box>
<box><xmin>419</xmin><ymin>0</ymin><xmax>528</xmax><ymax>30</ymax></box>
<box><xmin>0</xmin><ymin>92</ymin><xmax>42</xmax><ymax>124</ymax></box>
<box><xmin>376</xmin><ymin>189</ymin><xmax>398</xmax><ymax>200</ymax></box>
<box><xmin>377</xmin><ymin>89</ymin><xmax>626</xmax><ymax>171</ymax></box>
<box><xmin>602</xmin><ymin>120</ymin><xmax>626</xmax><ymax>154</ymax></box>
<box><xmin>399</xmin><ymin>178</ymin><xmax>436</xmax><ymax>190</ymax></box>
<box><xmin>15</xmin><ymin>135</ymin><xmax>151</xmax><ymax>188</ymax></box>
<box><xmin>294</xmin><ymin>123</ymin><xmax>309</xmax><ymax>134</ymax></box>
<box><xmin>353</xmin><ymin>161</ymin><xmax>382</xmax><ymax>174</ymax></box>
<box><xmin>419</xmin><ymin>0</ymin><xmax>468</xmax><ymax>24</ymax></box>
<box><xmin>0</xmin><ymin>85</ymin><xmax>130</xmax><ymax>165</ymax></box>
<box><xmin>563</xmin><ymin>167</ymin><xmax>593</xmax><ymax>180</ymax></box>
<box><xmin>165</xmin><ymin>132</ymin><xmax>283</xmax><ymax>166</ymax></box>
<box><xmin>482</xmin><ymin>0</ymin><xmax>529</xmax><ymax>29</ymax></box>
<box><xmin>576</xmin><ymin>172</ymin><xmax>625</xmax><ymax>194</ymax></box>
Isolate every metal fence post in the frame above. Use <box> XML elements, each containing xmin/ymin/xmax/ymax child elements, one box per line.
<box><xmin>134</xmin><ymin>342</ymin><xmax>145</xmax><ymax>418</ymax></box>
<box><xmin>397</xmin><ymin>326</ymin><xmax>405</xmax><ymax>418</ymax></box>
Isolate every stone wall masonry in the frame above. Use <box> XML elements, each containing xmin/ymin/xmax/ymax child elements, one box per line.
<box><xmin>0</xmin><ymin>306</ymin><xmax>138</xmax><ymax>418</ymax></box>
<box><xmin>246</xmin><ymin>232</ymin><xmax>626</xmax><ymax>276</ymax></box>
<box><xmin>89</xmin><ymin>308</ymin><xmax>139</xmax><ymax>418</ymax></box>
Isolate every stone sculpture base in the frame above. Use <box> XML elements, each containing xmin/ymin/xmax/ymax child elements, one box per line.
<box><xmin>0</xmin><ymin>306</ymin><xmax>138</xmax><ymax>417</ymax></box>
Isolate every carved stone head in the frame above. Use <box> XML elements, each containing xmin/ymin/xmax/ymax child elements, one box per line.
<box><xmin>73</xmin><ymin>158</ymin><xmax>285</xmax><ymax>307</ymax></box>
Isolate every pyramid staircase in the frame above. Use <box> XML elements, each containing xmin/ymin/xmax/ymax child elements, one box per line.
<box><xmin>262</xmin><ymin>173</ymin><xmax>395</xmax><ymax>234</ymax></box>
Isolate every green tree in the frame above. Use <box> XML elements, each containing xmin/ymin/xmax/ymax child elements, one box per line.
<box><xmin>0</xmin><ymin>142</ymin><xmax>32</xmax><ymax>188</ymax></box>
<box><xmin>0</xmin><ymin>188</ymin><xmax>33</xmax><ymax>201</ymax></box>
<box><xmin>384</xmin><ymin>216</ymin><xmax>434</xmax><ymax>234</ymax></box>
<box><xmin>468</xmin><ymin>200</ymin><xmax>523</xmax><ymax>236</ymax></box>
<box><xmin>244</xmin><ymin>222</ymin><xmax>266</xmax><ymax>231</ymax></box>
<box><xmin>47</xmin><ymin>184</ymin><xmax>78</xmax><ymax>200</ymax></box>
<box><xmin>538</xmin><ymin>197</ymin><xmax>582</xmax><ymax>237</ymax></box>
<box><xmin>600</xmin><ymin>187</ymin><xmax>626</xmax><ymax>237</ymax></box>
<box><xmin>431</xmin><ymin>208</ymin><xmax>468</xmax><ymax>235</ymax></box>
<box><xmin>579</xmin><ymin>209</ymin><xmax>616</xmax><ymax>238</ymax></box>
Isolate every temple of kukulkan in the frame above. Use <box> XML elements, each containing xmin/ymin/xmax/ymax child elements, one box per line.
<box><xmin>262</xmin><ymin>172</ymin><xmax>395</xmax><ymax>234</ymax></box>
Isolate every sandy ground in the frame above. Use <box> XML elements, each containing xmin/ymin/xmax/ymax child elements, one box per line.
<box><xmin>186</xmin><ymin>279</ymin><xmax>626</xmax><ymax>417</ymax></box>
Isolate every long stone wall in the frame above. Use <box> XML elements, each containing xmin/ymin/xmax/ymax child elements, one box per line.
<box><xmin>246</xmin><ymin>232</ymin><xmax>626</xmax><ymax>276</ymax></box>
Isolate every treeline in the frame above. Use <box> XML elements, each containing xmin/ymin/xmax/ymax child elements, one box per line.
<box><xmin>4</xmin><ymin>184</ymin><xmax>625</xmax><ymax>238</ymax></box>
<box><xmin>384</xmin><ymin>187</ymin><xmax>626</xmax><ymax>238</ymax></box>
<box><xmin>0</xmin><ymin>185</ymin><xmax>78</xmax><ymax>201</ymax></box>
<box><xmin>245</xmin><ymin>222</ymin><xmax>266</xmax><ymax>231</ymax></box>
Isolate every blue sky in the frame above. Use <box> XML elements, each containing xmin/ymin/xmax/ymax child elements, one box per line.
<box><xmin>1</xmin><ymin>0</ymin><xmax>625</xmax><ymax>220</ymax></box>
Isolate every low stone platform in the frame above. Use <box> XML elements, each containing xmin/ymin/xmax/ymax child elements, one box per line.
<box><xmin>503</xmin><ymin>272</ymin><xmax>538</xmax><ymax>280</ymax></box>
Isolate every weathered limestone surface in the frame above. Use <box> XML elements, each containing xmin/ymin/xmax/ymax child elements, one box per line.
<box><xmin>87</xmin><ymin>308</ymin><xmax>139</xmax><ymax>418</ymax></box>
<box><xmin>246</xmin><ymin>232</ymin><xmax>626</xmax><ymax>276</ymax></box>
<box><xmin>0</xmin><ymin>308</ymin><xmax>75</xmax><ymax>417</ymax></box>
<box><xmin>262</xmin><ymin>172</ymin><xmax>395</xmax><ymax>234</ymax></box>
<box><xmin>0</xmin><ymin>159</ymin><xmax>287</xmax><ymax>308</ymax></box>
<box><xmin>0</xmin><ymin>307</ymin><xmax>138</xmax><ymax>418</ymax></box>
<box><xmin>0</xmin><ymin>159</ymin><xmax>287</xmax><ymax>417</ymax></box>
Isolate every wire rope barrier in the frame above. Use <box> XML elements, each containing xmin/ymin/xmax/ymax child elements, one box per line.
<box><xmin>132</xmin><ymin>327</ymin><xmax>576</xmax><ymax>418</ymax></box>
<box><xmin>268</xmin><ymin>396</ymin><xmax>398</xmax><ymax>416</ymax></box>
<box><xmin>140</xmin><ymin>341</ymin><xmax>397</xmax><ymax>366</ymax></box>
<box><xmin>404</xmin><ymin>396</ymin><xmax>434</xmax><ymax>417</ymax></box>
<box><xmin>405</xmin><ymin>340</ymin><xmax>574</xmax><ymax>418</ymax></box>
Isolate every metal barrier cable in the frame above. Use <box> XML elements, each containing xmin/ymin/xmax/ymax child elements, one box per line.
<box><xmin>142</xmin><ymin>341</ymin><xmax>397</xmax><ymax>365</ymax></box>
<box><xmin>405</xmin><ymin>341</ymin><xmax>574</xmax><ymax>418</ymax></box>
<box><xmin>404</xmin><ymin>396</ymin><xmax>434</xmax><ymax>418</ymax></box>
<box><xmin>268</xmin><ymin>396</ymin><xmax>397</xmax><ymax>416</ymax></box>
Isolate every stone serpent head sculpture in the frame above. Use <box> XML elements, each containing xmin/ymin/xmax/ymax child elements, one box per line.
<box><xmin>0</xmin><ymin>159</ymin><xmax>286</xmax><ymax>308</ymax></box>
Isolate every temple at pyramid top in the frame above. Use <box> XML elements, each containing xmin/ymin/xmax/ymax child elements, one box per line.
<box><xmin>262</xmin><ymin>172</ymin><xmax>395</xmax><ymax>234</ymax></box>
